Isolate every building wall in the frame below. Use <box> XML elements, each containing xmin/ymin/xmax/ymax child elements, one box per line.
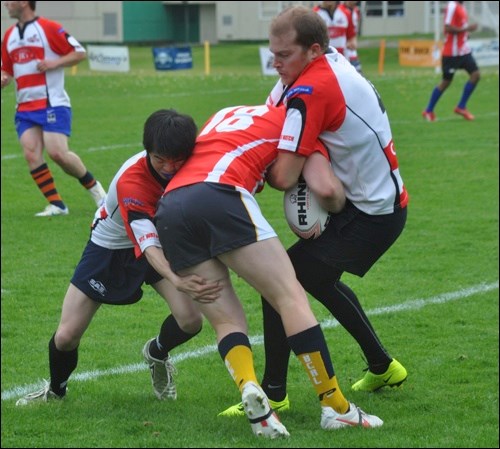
<box><xmin>1</xmin><ymin>1</ymin><xmax>124</xmax><ymax>43</ymax></box>
<box><xmin>122</xmin><ymin>1</ymin><xmax>171</xmax><ymax>43</ymax></box>
<box><xmin>3</xmin><ymin>1</ymin><xmax>494</xmax><ymax>45</ymax></box>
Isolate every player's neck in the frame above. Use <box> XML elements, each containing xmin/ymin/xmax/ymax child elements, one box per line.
<box><xmin>19</xmin><ymin>11</ymin><xmax>36</xmax><ymax>27</ymax></box>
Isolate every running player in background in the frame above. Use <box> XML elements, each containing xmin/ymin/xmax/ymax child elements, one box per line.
<box><xmin>343</xmin><ymin>1</ymin><xmax>363</xmax><ymax>74</ymax></box>
<box><xmin>422</xmin><ymin>0</ymin><xmax>480</xmax><ymax>122</ymax></box>
<box><xmin>313</xmin><ymin>1</ymin><xmax>356</xmax><ymax>56</ymax></box>
<box><xmin>1</xmin><ymin>1</ymin><xmax>106</xmax><ymax>216</ymax></box>
<box><xmin>15</xmin><ymin>109</ymin><xmax>222</xmax><ymax>406</ymax></box>
<box><xmin>155</xmin><ymin>103</ymin><xmax>382</xmax><ymax>438</ymax></box>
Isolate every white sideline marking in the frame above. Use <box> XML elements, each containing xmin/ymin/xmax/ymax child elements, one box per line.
<box><xmin>2</xmin><ymin>281</ymin><xmax>498</xmax><ymax>401</ymax></box>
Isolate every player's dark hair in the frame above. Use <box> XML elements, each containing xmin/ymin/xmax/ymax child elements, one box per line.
<box><xmin>28</xmin><ymin>1</ymin><xmax>36</xmax><ymax>11</ymax></box>
<box><xmin>143</xmin><ymin>109</ymin><xmax>198</xmax><ymax>160</ymax></box>
<box><xmin>270</xmin><ymin>5</ymin><xmax>329</xmax><ymax>53</ymax></box>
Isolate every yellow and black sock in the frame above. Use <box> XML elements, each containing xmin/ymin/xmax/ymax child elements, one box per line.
<box><xmin>218</xmin><ymin>332</ymin><xmax>258</xmax><ymax>392</ymax></box>
<box><xmin>288</xmin><ymin>324</ymin><xmax>349</xmax><ymax>414</ymax></box>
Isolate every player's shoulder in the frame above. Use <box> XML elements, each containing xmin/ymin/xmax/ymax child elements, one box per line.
<box><xmin>36</xmin><ymin>16</ymin><xmax>65</xmax><ymax>33</ymax></box>
<box><xmin>3</xmin><ymin>23</ymin><xmax>17</xmax><ymax>39</ymax></box>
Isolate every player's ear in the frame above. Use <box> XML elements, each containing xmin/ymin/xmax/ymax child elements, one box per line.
<box><xmin>310</xmin><ymin>43</ymin><xmax>324</xmax><ymax>59</ymax></box>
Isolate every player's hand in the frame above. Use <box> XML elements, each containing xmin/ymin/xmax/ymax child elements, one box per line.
<box><xmin>468</xmin><ymin>23</ymin><xmax>478</xmax><ymax>32</ymax></box>
<box><xmin>1</xmin><ymin>73</ymin><xmax>10</xmax><ymax>88</ymax></box>
<box><xmin>36</xmin><ymin>59</ymin><xmax>58</xmax><ymax>72</ymax></box>
<box><xmin>175</xmin><ymin>275</ymin><xmax>222</xmax><ymax>303</ymax></box>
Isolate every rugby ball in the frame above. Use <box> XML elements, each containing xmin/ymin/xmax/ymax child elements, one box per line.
<box><xmin>283</xmin><ymin>180</ymin><xmax>330</xmax><ymax>239</ymax></box>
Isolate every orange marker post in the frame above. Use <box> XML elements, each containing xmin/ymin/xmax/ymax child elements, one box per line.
<box><xmin>378</xmin><ymin>39</ymin><xmax>386</xmax><ymax>75</ymax></box>
<box><xmin>204</xmin><ymin>41</ymin><xmax>210</xmax><ymax>76</ymax></box>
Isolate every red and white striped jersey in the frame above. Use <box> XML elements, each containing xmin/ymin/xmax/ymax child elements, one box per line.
<box><xmin>442</xmin><ymin>1</ymin><xmax>471</xmax><ymax>56</ymax></box>
<box><xmin>314</xmin><ymin>4</ymin><xmax>356</xmax><ymax>54</ymax></box>
<box><xmin>267</xmin><ymin>48</ymin><xmax>408</xmax><ymax>216</ymax></box>
<box><xmin>1</xmin><ymin>17</ymin><xmax>85</xmax><ymax>111</ymax></box>
<box><xmin>91</xmin><ymin>151</ymin><xmax>167</xmax><ymax>259</ymax></box>
<box><xmin>350</xmin><ymin>5</ymin><xmax>361</xmax><ymax>35</ymax></box>
<box><xmin>166</xmin><ymin>105</ymin><xmax>327</xmax><ymax>196</ymax></box>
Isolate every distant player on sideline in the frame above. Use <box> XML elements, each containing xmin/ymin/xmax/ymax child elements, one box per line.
<box><xmin>1</xmin><ymin>1</ymin><xmax>106</xmax><ymax>216</ymax></box>
<box><xmin>313</xmin><ymin>1</ymin><xmax>356</xmax><ymax>56</ymax></box>
<box><xmin>422</xmin><ymin>0</ymin><xmax>480</xmax><ymax>122</ymax></box>
<box><xmin>343</xmin><ymin>1</ymin><xmax>363</xmax><ymax>74</ymax></box>
<box><xmin>15</xmin><ymin>109</ymin><xmax>222</xmax><ymax>406</ymax></box>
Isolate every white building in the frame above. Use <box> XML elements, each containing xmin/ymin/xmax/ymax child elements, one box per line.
<box><xmin>1</xmin><ymin>1</ymin><xmax>498</xmax><ymax>44</ymax></box>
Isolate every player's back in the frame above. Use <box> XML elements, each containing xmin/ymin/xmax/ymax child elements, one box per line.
<box><xmin>166</xmin><ymin>105</ymin><xmax>285</xmax><ymax>195</ymax></box>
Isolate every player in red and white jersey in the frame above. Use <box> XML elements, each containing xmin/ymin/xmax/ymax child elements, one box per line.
<box><xmin>157</xmin><ymin>104</ymin><xmax>384</xmax><ymax>435</ymax></box>
<box><xmin>220</xmin><ymin>5</ymin><xmax>408</xmax><ymax>420</ymax></box>
<box><xmin>166</xmin><ymin>105</ymin><xmax>331</xmax><ymax>195</ymax></box>
<box><xmin>15</xmin><ymin>109</ymin><xmax>221</xmax><ymax>407</ymax></box>
<box><xmin>313</xmin><ymin>1</ymin><xmax>356</xmax><ymax>55</ymax></box>
<box><xmin>422</xmin><ymin>0</ymin><xmax>480</xmax><ymax>122</ymax></box>
<box><xmin>1</xmin><ymin>1</ymin><xmax>106</xmax><ymax>216</ymax></box>
<box><xmin>266</xmin><ymin>46</ymin><xmax>407</xmax><ymax>216</ymax></box>
<box><xmin>343</xmin><ymin>1</ymin><xmax>363</xmax><ymax>73</ymax></box>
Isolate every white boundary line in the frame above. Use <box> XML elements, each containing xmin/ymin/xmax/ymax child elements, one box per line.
<box><xmin>2</xmin><ymin>281</ymin><xmax>498</xmax><ymax>401</ymax></box>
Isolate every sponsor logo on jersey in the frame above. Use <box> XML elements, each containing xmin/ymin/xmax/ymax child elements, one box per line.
<box><xmin>123</xmin><ymin>197</ymin><xmax>144</xmax><ymax>207</ymax></box>
<box><xmin>286</xmin><ymin>85</ymin><xmax>313</xmax><ymax>98</ymax></box>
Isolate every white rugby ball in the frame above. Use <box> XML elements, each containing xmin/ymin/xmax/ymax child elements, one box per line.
<box><xmin>283</xmin><ymin>180</ymin><xmax>330</xmax><ymax>239</ymax></box>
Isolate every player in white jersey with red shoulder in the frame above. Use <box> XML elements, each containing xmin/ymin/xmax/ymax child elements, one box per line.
<box><xmin>15</xmin><ymin>109</ymin><xmax>222</xmax><ymax>407</ymax></box>
<box><xmin>156</xmin><ymin>104</ymin><xmax>383</xmax><ymax>437</ymax></box>
<box><xmin>1</xmin><ymin>1</ymin><xmax>106</xmax><ymax>216</ymax></box>
<box><xmin>220</xmin><ymin>5</ymin><xmax>409</xmax><ymax>419</ymax></box>
<box><xmin>422</xmin><ymin>0</ymin><xmax>480</xmax><ymax>122</ymax></box>
<box><xmin>313</xmin><ymin>1</ymin><xmax>356</xmax><ymax>56</ymax></box>
<box><xmin>343</xmin><ymin>1</ymin><xmax>363</xmax><ymax>73</ymax></box>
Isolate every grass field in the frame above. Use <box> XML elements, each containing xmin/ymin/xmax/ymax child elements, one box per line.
<box><xmin>1</xmin><ymin>42</ymin><xmax>499</xmax><ymax>448</ymax></box>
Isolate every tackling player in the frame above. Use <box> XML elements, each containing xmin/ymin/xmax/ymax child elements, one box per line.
<box><xmin>155</xmin><ymin>104</ymin><xmax>382</xmax><ymax>439</ymax></box>
<box><xmin>15</xmin><ymin>109</ymin><xmax>222</xmax><ymax>406</ymax></box>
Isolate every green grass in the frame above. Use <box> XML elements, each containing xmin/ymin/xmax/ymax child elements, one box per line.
<box><xmin>1</xmin><ymin>43</ymin><xmax>499</xmax><ymax>448</ymax></box>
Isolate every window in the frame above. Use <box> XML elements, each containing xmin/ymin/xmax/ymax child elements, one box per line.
<box><xmin>103</xmin><ymin>12</ymin><xmax>117</xmax><ymax>37</ymax></box>
<box><xmin>364</xmin><ymin>1</ymin><xmax>406</xmax><ymax>18</ymax></box>
<box><xmin>387</xmin><ymin>1</ymin><xmax>404</xmax><ymax>17</ymax></box>
<box><xmin>365</xmin><ymin>1</ymin><xmax>383</xmax><ymax>17</ymax></box>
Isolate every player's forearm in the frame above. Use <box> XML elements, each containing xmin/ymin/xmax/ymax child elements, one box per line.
<box><xmin>302</xmin><ymin>152</ymin><xmax>346</xmax><ymax>213</ymax></box>
<box><xmin>143</xmin><ymin>245</ymin><xmax>180</xmax><ymax>285</ymax></box>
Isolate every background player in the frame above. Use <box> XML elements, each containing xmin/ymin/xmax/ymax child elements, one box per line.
<box><xmin>1</xmin><ymin>1</ymin><xmax>106</xmax><ymax>216</ymax></box>
<box><xmin>422</xmin><ymin>0</ymin><xmax>480</xmax><ymax>122</ymax></box>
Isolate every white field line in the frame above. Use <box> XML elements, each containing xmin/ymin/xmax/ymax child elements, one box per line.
<box><xmin>2</xmin><ymin>281</ymin><xmax>498</xmax><ymax>401</ymax></box>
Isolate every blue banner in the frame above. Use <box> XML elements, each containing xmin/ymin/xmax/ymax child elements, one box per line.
<box><xmin>152</xmin><ymin>47</ymin><xmax>193</xmax><ymax>71</ymax></box>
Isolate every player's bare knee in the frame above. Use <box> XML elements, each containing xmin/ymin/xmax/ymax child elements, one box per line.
<box><xmin>54</xmin><ymin>328</ymin><xmax>81</xmax><ymax>351</ymax></box>
<box><xmin>177</xmin><ymin>314</ymin><xmax>203</xmax><ymax>334</ymax></box>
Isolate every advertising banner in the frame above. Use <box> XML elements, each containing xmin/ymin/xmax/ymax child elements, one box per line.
<box><xmin>87</xmin><ymin>45</ymin><xmax>130</xmax><ymax>72</ymax></box>
<box><xmin>153</xmin><ymin>47</ymin><xmax>193</xmax><ymax>71</ymax></box>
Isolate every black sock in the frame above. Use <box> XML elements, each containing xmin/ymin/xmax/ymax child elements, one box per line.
<box><xmin>260</xmin><ymin>297</ymin><xmax>290</xmax><ymax>401</ymax></box>
<box><xmin>49</xmin><ymin>334</ymin><xmax>78</xmax><ymax>397</ymax></box>
<box><xmin>149</xmin><ymin>314</ymin><xmax>201</xmax><ymax>360</ymax></box>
